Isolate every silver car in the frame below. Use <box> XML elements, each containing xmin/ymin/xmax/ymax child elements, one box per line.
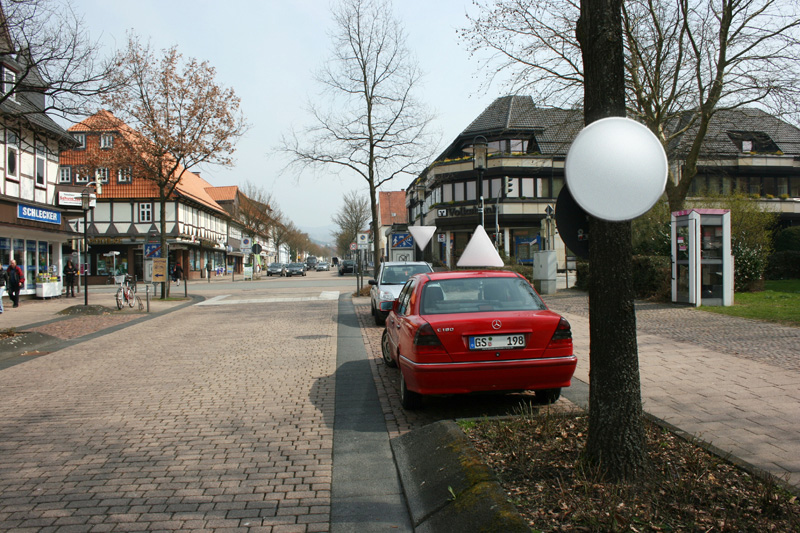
<box><xmin>267</xmin><ymin>263</ymin><xmax>286</xmax><ymax>276</ymax></box>
<box><xmin>368</xmin><ymin>261</ymin><xmax>433</xmax><ymax>325</ymax></box>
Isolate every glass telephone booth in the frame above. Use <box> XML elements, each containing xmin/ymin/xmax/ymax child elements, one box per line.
<box><xmin>671</xmin><ymin>209</ymin><xmax>733</xmax><ymax>307</ymax></box>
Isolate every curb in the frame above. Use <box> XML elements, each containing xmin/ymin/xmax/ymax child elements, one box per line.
<box><xmin>391</xmin><ymin>420</ymin><xmax>528</xmax><ymax>532</ymax></box>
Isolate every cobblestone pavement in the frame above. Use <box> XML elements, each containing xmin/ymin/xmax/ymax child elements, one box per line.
<box><xmin>0</xmin><ymin>287</ymin><xmax>338</xmax><ymax>532</ymax></box>
<box><xmin>544</xmin><ymin>290</ymin><xmax>800</xmax><ymax>372</ymax></box>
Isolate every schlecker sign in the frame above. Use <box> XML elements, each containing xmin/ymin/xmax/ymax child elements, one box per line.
<box><xmin>565</xmin><ymin>117</ymin><xmax>668</xmax><ymax>222</ymax></box>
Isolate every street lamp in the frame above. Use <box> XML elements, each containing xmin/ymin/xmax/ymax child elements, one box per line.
<box><xmin>471</xmin><ymin>135</ymin><xmax>488</xmax><ymax>228</ymax></box>
<box><xmin>81</xmin><ymin>181</ymin><xmax>102</xmax><ymax>306</ymax></box>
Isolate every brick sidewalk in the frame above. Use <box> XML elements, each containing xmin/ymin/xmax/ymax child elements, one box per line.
<box><xmin>0</xmin><ymin>288</ymin><xmax>337</xmax><ymax>531</ymax></box>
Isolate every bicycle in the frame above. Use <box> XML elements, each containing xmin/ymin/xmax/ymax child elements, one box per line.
<box><xmin>115</xmin><ymin>275</ymin><xmax>141</xmax><ymax>310</ymax></box>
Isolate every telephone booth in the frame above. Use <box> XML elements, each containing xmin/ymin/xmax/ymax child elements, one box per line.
<box><xmin>671</xmin><ymin>209</ymin><xmax>734</xmax><ymax>307</ymax></box>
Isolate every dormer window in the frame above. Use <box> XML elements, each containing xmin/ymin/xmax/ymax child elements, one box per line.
<box><xmin>100</xmin><ymin>133</ymin><xmax>114</xmax><ymax>149</ymax></box>
<box><xmin>2</xmin><ymin>68</ymin><xmax>16</xmax><ymax>102</ymax></box>
<box><xmin>73</xmin><ymin>133</ymin><xmax>86</xmax><ymax>149</ymax></box>
<box><xmin>727</xmin><ymin>130</ymin><xmax>780</xmax><ymax>154</ymax></box>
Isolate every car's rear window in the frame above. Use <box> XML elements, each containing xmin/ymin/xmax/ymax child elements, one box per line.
<box><xmin>420</xmin><ymin>277</ymin><xmax>546</xmax><ymax>314</ymax></box>
<box><xmin>380</xmin><ymin>264</ymin><xmax>432</xmax><ymax>284</ymax></box>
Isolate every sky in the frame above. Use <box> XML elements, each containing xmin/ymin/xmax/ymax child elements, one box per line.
<box><xmin>70</xmin><ymin>0</ymin><xmax>501</xmax><ymax>240</ymax></box>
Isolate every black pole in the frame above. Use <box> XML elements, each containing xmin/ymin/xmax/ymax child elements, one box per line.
<box><xmin>477</xmin><ymin>168</ymin><xmax>484</xmax><ymax>227</ymax></box>
<box><xmin>83</xmin><ymin>208</ymin><xmax>88</xmax><ymax>306</ymax></box>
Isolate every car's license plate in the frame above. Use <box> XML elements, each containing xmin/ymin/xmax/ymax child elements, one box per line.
<box><xmin>469</xmin><ymin>334</ymin><xmax>525</xmax><ymax>350</ymax></box>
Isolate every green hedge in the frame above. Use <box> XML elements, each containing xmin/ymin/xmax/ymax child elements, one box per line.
<box><xmin>773</xmin><ymin>226</ymin><xmax>800</xmax><ymax>252</ymax></box>
<box><xmin>575</xmin><ymin>255</ymin><xmax>671</xmax><ymax>301</ymax></box>
<box><xmin>766</xmin><ymin>251</ymin><xmax>800</xmax><ymax>280</ymax></box>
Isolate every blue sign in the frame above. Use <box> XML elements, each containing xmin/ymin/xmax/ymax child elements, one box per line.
<box><xmin>18</xmin><ymin>203</ymin><xmax>61</xmax><ymax>225</ymax></box>
<box><xmin>391</xmin><ymin>233</ymin><xmax>414</xmax><ymax>248</ymax></box>
<box><xmin>144</xmin><ymin>243</ymin><xmax>162</xmax><ymax>258</ymax></box>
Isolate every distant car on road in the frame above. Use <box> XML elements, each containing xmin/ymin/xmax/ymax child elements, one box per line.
<box><xmin>267</xmin><ymin>263</ymin><xmax>286</xmax><ymax>277</ymax></box>
<box><xmin>316</xmin><ymin>261</ymin><xmax>330</xmax><ymax>271</ymax></box>
<box><xmin>286</xmin><ymin>263</ymin><xmax>307</xmax><ymax>277</ymax></box>
<box><xmin>305</xmin><ymin>256</ymin><xmax>318</xmax><ymax>271</ymax></box>
<box><xmin>338</xmin><ymin>260</ymin><xmax>355</xmax><ymax>276</ymax></box>
<box><xmin>369</xmin><ymin>261</ymin><xmax>433</xmax><ymax>325</ymax></box>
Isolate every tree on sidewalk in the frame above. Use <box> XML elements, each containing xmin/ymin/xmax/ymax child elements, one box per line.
<box><xmin>332</xmin><ymin>190</ymin><xmax>371</xmax><ymax>257</ymax></box>
<box><xmin>280</xmin><ymin>0</ymin><xmax>436</xmax><ymax>276</ymax></box>
<box><xmin>102</xmin><ymin>34</ymin><xmax>247</xmax><ymax>297</ymax></box>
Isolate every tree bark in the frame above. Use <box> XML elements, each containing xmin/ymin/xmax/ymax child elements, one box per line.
<box><xmin>578</xmin><ymin>0</ymin><xmax>646</xmax><ymax>481</ymax></box>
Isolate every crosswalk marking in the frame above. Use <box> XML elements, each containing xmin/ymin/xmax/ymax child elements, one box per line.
<box><xmin>197</xmin><ymin>291</ymin><xmax>340</xmax><ymax>306</ymax></box>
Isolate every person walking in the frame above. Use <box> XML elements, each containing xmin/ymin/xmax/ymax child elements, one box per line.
<box><xmin>0</xmin><ymin>266</ymin><xmax>7</xmax><ymax>313</ymax></box>
<box><xmin>206</xmin><ymin>261</ymin><xmax>212</xmax><ymax>283</ymax></box>
<box><xmin>63</xmin><ymin>259</ymin><xmax>77</xmax><ymax>297</ymax></box>
<box><xmin>7</xmin><ymin>259</ymin><xmax>24</xmax><ymax>308</ymax></box>
<box><xmin>172</xmin><ymin>262</ymin><xmax>184</xmax><ymax>287</ymax></box>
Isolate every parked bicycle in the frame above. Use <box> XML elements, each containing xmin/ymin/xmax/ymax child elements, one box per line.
<box><xmin>115</xmin><ymin>275</ymin><xmax>141</xmax><ymax>310</ymax></box>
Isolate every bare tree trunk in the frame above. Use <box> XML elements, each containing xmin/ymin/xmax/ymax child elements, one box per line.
<box><xmin>160</xmin><ymin>190</ymin><xmax>168</xmax><ymax>300</ymax></box>
<box><xmin>578</xmin><ymin>0</ymin><xmax>646</xmax><ymax>482</ymax></box>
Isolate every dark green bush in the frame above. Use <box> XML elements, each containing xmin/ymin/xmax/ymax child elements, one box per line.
<box><xmin>766</xmin><ymin>250</ymin><xmax>800</xmax><ymax>280</ymax></box>
<box><xmin>573</xmin><ymin>256</ymin><xmax>671</xmax><ymax>301</ymax></box>
<box><xmin>773</xmin><ymin>226</ymin><xmax>800</xmax><ymax>252</ymax></box>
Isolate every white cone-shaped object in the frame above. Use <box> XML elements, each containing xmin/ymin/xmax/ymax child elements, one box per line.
<box><xmin>457</xmin><ymin>225</ymin><xmax>504</xmax><ymax>267</ymax></box>
<box><xmin>407</xmin><ymin>226</ymin><xmax>436</xmax><ymax>251</ymax></box>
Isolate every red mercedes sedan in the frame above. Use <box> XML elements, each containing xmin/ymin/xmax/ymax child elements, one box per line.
<box><xmin>381</xmin><ymin>270</ymin><xmax>577</xmax><ymax>409</ymax></box>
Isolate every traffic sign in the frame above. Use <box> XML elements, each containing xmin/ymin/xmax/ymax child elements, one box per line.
<box><xmin>144</xmin><ymin>243</ymin><xmax>162</xmax><ymax>258</ymax></box>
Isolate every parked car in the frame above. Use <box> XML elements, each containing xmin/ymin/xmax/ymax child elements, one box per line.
<box><xmin>266</xmin><ymin>262</ymin><xmax>286</xmax><ymax>276</ymax></box>
<box><xmin>285</xmin><ymin>262</ymin><xmax>307</xmax><ymax>277</ymax></box>
<box><xmin>338</xmin><ymin>260</ymin><xmax>355</xmax><ymax>275</ymax></box>
<box><xmin>316</xmin><ymin>261</ymin><xmax>330</xmax><ymax>271</ymax></box>
<box><xmin>369</xmin><ymin>261</ymin><xmax>433</xmax><ymax>325</ymax></box>
<box><xmin>381</xmin><ymin>270</ymin><xmax>576</xmax><ymax>409</ymax></box>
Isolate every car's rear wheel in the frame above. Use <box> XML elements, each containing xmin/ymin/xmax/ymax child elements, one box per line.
<box><xmin>535</xmin><ymin>388</ymin><xmax>561</xmax><ymax>404</ymax></box>
<box><xmin>381</xmin><ymin>330</ymin><xmax>396</xmax><ymax>368</ymax></box>
<box><xmin>400</xmin><ymin>371</ymin><xmax>422</xmax><ymax>410</ymax></box>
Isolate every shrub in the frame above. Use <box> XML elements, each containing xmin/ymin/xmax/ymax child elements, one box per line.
<box><xmin>773</xmin><ymin>226</ymin><xmax>800</xmax><ymax>252</ymax></box>
<box><xmin>766</xmin><ymin>251</ymin><xmax>800</xmax><ymax>280</ymax></box>
<box><xmin>733</xmin><ymin>241</ymin><xmax>767</xmax><ymax>292</ymax></box>
<box><xmin>574</xmin><ymin>256</ymin><xmax>670</xmax><ymax>301</ymax></box>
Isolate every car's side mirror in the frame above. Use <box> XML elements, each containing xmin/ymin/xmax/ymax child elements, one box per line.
<box><xmin>368</xmin><ymin>279</ymin><xmax>377</xmax><ymax>286</ymax></box>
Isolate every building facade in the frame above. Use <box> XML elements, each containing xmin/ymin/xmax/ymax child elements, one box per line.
<box><xmin>407</xmin><ymin>96</ymin><xmax>800</xmax><ymax>267</ymax></box>
<box><xmin>0</xmin><ymin>52</ymin><xmax>78</xmax><ymax>297</ymax></box>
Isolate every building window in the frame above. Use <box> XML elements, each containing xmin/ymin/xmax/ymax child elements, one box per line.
<box><xmin>6</xmin><ymin>130</ymin><xmax>18</xmax><ymax>178</ymax></box>
<box><xmin>36</xmin><ymin>145</ymin><xmax>46</xmax><ymax>186</ymax></box>
<box><xmin>2</xmin><ymin>69</ymin><xmax>16</xmax><ymax>101</ymax></box>
<box><xmin>139</xmin><ymin>203</ymin><xmax>152</xmax><ymax>222</ymax></box>
<box><xmin>75</xmin><ymin>167</ymin><xmax>88</xmax><ymax>183</ymax></box>
<box><xmin>73</xmin><ymin>133</ymin><xmax>86</xmax><ymax>149</ymax></box>
<box><xmin>59</xmin><ymin>166</ymin><xmax>71</xmax><ymax>183</ymax></box>
<box><xmin>466</xmin><ymin>180</ymin><xmax>476</xmax><ymax>201</ymax></box>
<box><xmin>117</xmin><ymin>167</ymin><xmax>132</xmax><ymax>183</ymax></box>
<box><xmin>442</xmin><ymin>183</ymin><xmax>453</xmax><ymax>203</ymax></box>
<box><xmin>95</xmin><ymin>168</ymin><xmax>109</xmax><ymax>183</ymax></box>
<box><xmin>100</xmin><ymin>134</ymin><xmax>113</xmax><ymax>149</ymax></box>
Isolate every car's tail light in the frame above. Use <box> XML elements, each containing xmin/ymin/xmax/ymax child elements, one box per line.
<box><xmin>547</xmin><ymin>317</ymin><xmax>572</xmax><ymax>348</ymax></box>
<box><xmin>413</xmin><ymin>323</ymin><xmax>442</xmax><ymax>346</ymax></box>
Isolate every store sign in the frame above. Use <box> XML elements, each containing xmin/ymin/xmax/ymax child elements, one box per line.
<box><xmin>18</xmin><ymin>203</ymin><xmax>61</xmax><ymax>225</ymax></box>
<box><xmin>57</xmin><ymin>191</ymin><xmax>95</xmax><ymax>208</ymax></box>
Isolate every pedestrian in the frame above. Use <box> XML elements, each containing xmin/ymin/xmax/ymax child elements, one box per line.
<box><xmin>63</xmin><ymin>259</ymin><xmax>77</xmax><ymax>297</ymax></box>
<box><xmin>0</xmin><ymin>266</ymin><xmax>7</xmax><ymax>313</ymax></box>
<box><xmin>206</xmin><ymin>261</ymin><xmax>212</xmax><ymax>283</ymax></box>
<box><xmin>6</xmin><ymin>259</ymin><xmax>24</xmax><ymax>308</ymax></box>
<box><xmin>173</xmin><ymin>262</ymin><xmax>184</xmax><ymax>286</ymax></box>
